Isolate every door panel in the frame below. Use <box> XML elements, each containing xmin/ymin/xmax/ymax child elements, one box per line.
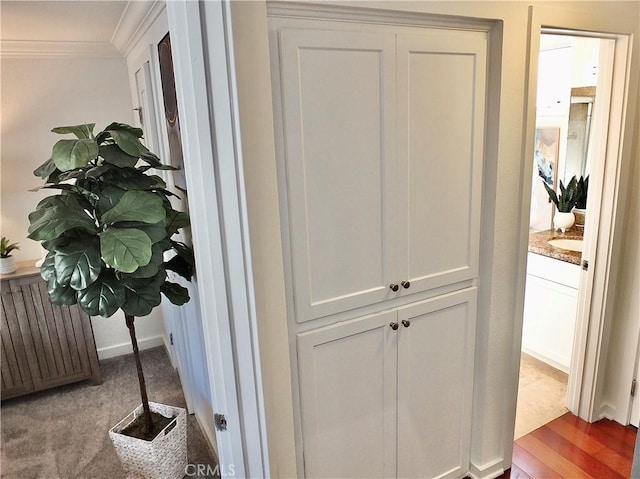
<box><xmin>397</xmin><ymin>31</ymin><xmax>486</xmax><ymax>293</ymax></box>
<box><xmin>297</xmin><ymin>310</ymin><xmax>398</xmax><ymax>478</ymax></box>
<box><xmin>279</xmin><ymin>29</ymin><xmax>400</xmax><ymax>322</ymax></box>
<box><xmin>397</xmin><ymin>288</ymin><xmax>477</xmax><ymax>479</ymax></box>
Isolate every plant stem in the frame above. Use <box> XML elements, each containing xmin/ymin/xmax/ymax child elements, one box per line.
<box><xmin>125</xmin><ymin>314</ymin><xmax>154</xmax><ymax>435</ymax></box>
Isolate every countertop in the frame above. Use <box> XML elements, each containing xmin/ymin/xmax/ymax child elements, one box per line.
<box><xmin>528</xmin><ymin>227</ymin><xmax>583</xmax><ymax>265</ymax></box>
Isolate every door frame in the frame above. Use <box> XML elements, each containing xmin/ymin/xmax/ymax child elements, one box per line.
<box><xmin>165</xmin><ymin>1</ymin><xmax>270</xmax><ymax>476</ymax></box>
<box><xmin>516</xmin><ymin>3</ymin><xmax>638</xmax><ymax>427</ymax></box>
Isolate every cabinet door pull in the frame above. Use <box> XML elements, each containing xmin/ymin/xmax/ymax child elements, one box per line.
<box><xmin>401</xmin><ymin>280</ymin><xmax>411</xmax><ymax>289</ymax></box>
<box><xmin>390</xmin><ymin>322</ymin><xmax>399</xmax><ymax>330</ymax></box>
<box><xmin>401</xmin><ymin>320</ymin><xmax>411</xmax><ymax>328</ymax></box>
<box><xmin>390</xmin><ymin>283</ymin><xmax>399</xmax><ymax>292</ymax></box>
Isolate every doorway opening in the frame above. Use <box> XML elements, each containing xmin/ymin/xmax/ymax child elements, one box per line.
<box><xmin>515</xmin><ymin>31</ymin><xmax>615</xmax><ymax>439</ymax></box>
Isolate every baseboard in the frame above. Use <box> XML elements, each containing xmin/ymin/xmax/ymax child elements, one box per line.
<box><xmin>97</xmin><ymin>335</ymin><xmax>164</xmax><ymax>360</ymax></box>
<box><xmin>521</xmin><ymin>347</ymin><xmax>569</xmax><ymax>374</ymax></box>
<box><xmin>599</xmin><ymin>401</ymin><xmax>616</xmax><ymax>421</ymax></box>
<box><xmin>468</xmin><ymin>457</ymin><xmax>506</xmax><ymax>479</ymax></box>
<box><xmin>194</xmin><ymin>410</ymin><xmax>220</xmax><ymax>464</ymax></box>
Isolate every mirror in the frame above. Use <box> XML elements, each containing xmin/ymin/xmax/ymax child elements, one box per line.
<box><xmin>529</xmin><ymin>34</ymin><xmax>600</xmax><ymax>231</ymax></box>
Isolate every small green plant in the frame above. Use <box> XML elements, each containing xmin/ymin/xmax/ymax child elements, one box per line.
<box><xmin>0</xmin><ymin>237</ymin><xmax>19</xmax><ymax>258</ymax></box>
<box><xmin>542</xmin><ymin>176</ymin><xmax>578</xmax><ymax>213</ymax></box>
<box><xmin>574</xmin><ymin>175</ymin><xmax>589</xmax><ymax>209</ymax></box>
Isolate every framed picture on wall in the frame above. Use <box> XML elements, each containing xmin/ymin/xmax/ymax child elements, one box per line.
<box><xmin>529</xmin><ymin>127</ymin><xmax>560</xmax><ymax>231</ymax></box>
<box><xmin>158</xmin><ymin>33</ymin><xmax>187</xmax><ymax>191</ymax></box>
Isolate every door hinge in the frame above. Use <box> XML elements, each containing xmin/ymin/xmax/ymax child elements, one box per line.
<box><xmin>169</xmin><ymin>332</ymin><xmax>174</xmax><ymax>346</ymax></box>
<box><xmin>632</xmin><ymin>379</ymin><xmax>637</xmax><ymax>397</ymax></box>
<box><xmin>133</xmin><ymin>106</ymin><xmax>143</xmax><ymax>125</ymax></box>
<box><xmin>581</xmin><ymin>259</ymin><xmax>589</xmax><ymax>271</ymax></box>
<box><xmin>214</xmin><ymin>413</ymin><xmax>228</xmax><ymax>431</ymax></box>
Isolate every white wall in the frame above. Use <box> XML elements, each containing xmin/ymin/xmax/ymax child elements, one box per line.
<box><xmin>229</xmin><ymin>2</ymin><xmax>640</xmax><ymax>477</ymax></box>
<box><xmin>602</xmin><ymin>101</ymin><xmax>640</xmax><ymax>422</ymax></box>
<box><xmin>0</xmin><ymin>55</ymin><xmax>165</xmax><ymax>358</ymax></box>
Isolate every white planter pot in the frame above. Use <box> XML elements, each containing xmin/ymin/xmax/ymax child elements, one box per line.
<box><xmin>109</xmin><ymin>402</ymin><xmax>187</xmax><ymax>479</ymax></box>
<box><xmin>0</xmin><ymin>256</ymin><xmax>16</xmax><ymax>275</ymax></box>
<box><xmin>554</xmin><ymin>211</ymin><xmax>575</xmax><ymax>233</ymax></box>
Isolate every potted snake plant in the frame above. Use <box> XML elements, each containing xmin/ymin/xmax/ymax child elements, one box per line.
<box><xmin>28</xmin><ymin>122</ymin><xmax>194</xmax><ymax>479</ymax></box>
<box><xmin>543</xmin><ymin>175</ymin><xmax>578</xmax><ymax>233</ymax></box>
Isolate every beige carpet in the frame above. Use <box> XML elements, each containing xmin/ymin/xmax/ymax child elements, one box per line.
<box><xmin>514</xmin><ymin>353</ymin><xmax>569</xmax><ymax>439</ymax></box>
<box><xmin>1</xmin><ymin>346</ymin><xmax>217</xmax><ymax>478</ymax></box>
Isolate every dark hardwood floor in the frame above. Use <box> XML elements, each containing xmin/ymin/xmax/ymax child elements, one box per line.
<box><xmin>500</xmin><ymin>412</ymin><xmax>637</xmax><ymax>478</ymax></box>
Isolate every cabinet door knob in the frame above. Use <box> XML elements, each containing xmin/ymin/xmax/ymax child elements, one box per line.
<box><xmin>402</xmin><ymin>320</ymin><xmax>411</xmax><ymax>328</ymax></box>
<box><xmin>401</xmin><ymin>280</ymin><xmax>411</xmax><ymax>289</ymax></box>
<box><xmin>390</xmin><ymin>283</ymin><xmax>399</xmax><ymax>292</ymax></box>
<box><xmin>390</xmin><ymin>322</ymin><xmax>399</xmax><ymax>330</ymax></box>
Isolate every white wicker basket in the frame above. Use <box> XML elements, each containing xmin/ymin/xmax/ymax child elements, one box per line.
<box><xmin>109</xmin><ymin>402</ymin><xmax>187</xmax><ymax>479</ymax></box>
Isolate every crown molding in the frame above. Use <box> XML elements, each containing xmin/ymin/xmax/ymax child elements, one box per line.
<box><xmin>0</xmin><ymin>40</ymin><xmax>122</xmax><ymax>58</ymax></box>
<box><xmin>111</xmin><ymin>0</ymin><xmax>165</xmax><ymax>57</ymax></box>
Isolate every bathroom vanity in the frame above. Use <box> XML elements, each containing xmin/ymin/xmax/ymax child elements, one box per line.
<box><xmin>522</xmin><ymin>228</ymin><xmax>582</xmax><ymax>372</ymax></box>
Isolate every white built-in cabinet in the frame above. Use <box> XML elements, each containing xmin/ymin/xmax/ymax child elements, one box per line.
<box><xmin>298</xmin><ymin>289</ymin><xmax>477</xmax><ymax>478</ymax></box>
<box><xmin>269</xmin><ymin>10</ymin><xmax>488</xmax><ymax>479</ymax></box>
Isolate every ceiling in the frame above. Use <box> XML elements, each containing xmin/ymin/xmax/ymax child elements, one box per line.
<box><xmin>0</xmin><ymin>1</ymin><xmax>127</xmax><ymax>43</ymax></box>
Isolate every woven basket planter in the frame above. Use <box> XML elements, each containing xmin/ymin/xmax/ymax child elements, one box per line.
<box><xmin>109</xmin><ymin>402</ymin><xmax>187</xmax><ymax>479</ymax></box>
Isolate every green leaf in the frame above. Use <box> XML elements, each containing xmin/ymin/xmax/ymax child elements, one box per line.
<box><xmin>114</xmin><ymin>173</ymin><xmax>165</xmax><ymax>191</ymax></box>
<box><xmin>542</xmin><ymin>180</ymin><xmax>559</xmax><ymax>208</ymax></box>
<box><xmin>77</xmin><ymin>272</ymin><xmax>126</xmax><ymax>317</ymax></box>
<box><xmin>96</xmin><ymin>185</ymin><xmax>126</xmax><ymax>216</ymax></box>
<box><xmin>99</xmin><ymin>228</ymin><xmax>152</xmax><ymax>273</ymax></box>
<box><xmin>52</xmin><ymin>139</ymin><xmax>99</xmax><ymax>171</ymax></box>
<box><xmin>47</xmin><ymin>276</ymin><xmax>77</xmax><ymax>306</ymax></box>
<box><xmin>40</xmin><ymin>251</ymin><xmax>57</xmax><ymax>281</ymax></box>
<box><xmin>51</xmin><ymin>124</ymin><xmax>95</xmax><ymax>139</ymax></box>
<box><xmin>121</xmin><ymin>273</ymin><xmax>164</xmax><ymax>316</ymax></box>
<box><xmin>137</xmin><ymin>224</ymin><xmax>168</xmax><ymax>243</ymax></box>
<box><xmin>54</xmin><ymin>238</ymin><xmax>102</xmax><ymax>290</ymax></box>
<box><xmin>103</xmin><ymin>122</ymin><xmax>143</xmax><ymax>138</ymax></box>
<box><xmin>123</xmin><ymin>243</ymin><xmax>163</xmax><ymax>278</ymax></box>
<box><xmin>28</xmin><ymin>206</ymin><xmax>97</xmax><ymax>241</ymax></box>
<box><xmin>101</xmin><ymin>190</ymin><xmax>166</xmax><ymax>225</ymax></box>
<box><xmin>36</xmin><ymin>192</ymin><xmax>92</xmax><ymax>214</ymax></box>
<box><xmin>112</xmin><ymin>222</ymin><xmax>167</xmax><ymax>244</ymax></box>
<box><xmin>0</xmin><ymin>237</ymin><xmax>20</xmax><ymax>257</ymax></box>
<box><xmin>165</xmin><ymin>254</ymin><xmax>193</xmax><ymax>281</ymax></box>
<box><xmin>35</xmin><ymin>184</ymin><xmax>99</xmax><ymax>202</ymax></box>
<box><xmin>165</xmin><ymin>209</ymin><xmax>190</xmax><ymax>235</ymax></box>
<box><xmin>34</xmin><ymin>158</ymin><xmax>58</xmax><ymax>179</ymax></box>
<box><xmin>102</xmin><ymin>168</ymin><xmax>166</xmax><ymax>191</ymax></box>
<box><xmin>140</xmin><ymin>151</ymin><xmax>163</xmax><ymax>167</ymax></box>
<box><xmin>160</xmin><ymin>281</ymin><xmax>190</xmax><ymax>305</ymax></box>
<box><xmin>107</xmin><ymin>129</ymin><xmax>146</xmax><ymax>157</ymax></box>
<box><xmin>99</xmin><ymin>144</ymin><xmax>139</xmax><ymax>168</ymax></box>
<box><xmin>171</xmin><ymin>241</ymin><xmax>195</xmax><ymax>267</ymax></box>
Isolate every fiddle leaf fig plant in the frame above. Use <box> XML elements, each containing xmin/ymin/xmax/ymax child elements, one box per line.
<box><xmin>28</xmin><ymin>122</ymin><xmax>194</xmax><ymax>439</ymax></box>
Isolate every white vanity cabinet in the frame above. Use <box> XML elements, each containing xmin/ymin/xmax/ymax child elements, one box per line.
<box><xmin>269</xmin><ymin>11</ymin><xmax>488</xmax><ymax>478</ymax></box>
<box><xmin>522</xmin><ymin>253</ymin><xmax>580</xmax><ymax>372</ymax></box>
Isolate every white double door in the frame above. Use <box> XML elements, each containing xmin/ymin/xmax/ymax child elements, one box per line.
<box><xmin>276</xmin><ymin>25</ymin><xmax>487</xmax><ymax>323</ymax></box>
<box><xmin>297</xmin><ymin>288</ymin><xmax>477</xmax><ymax>479</ymax></box>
